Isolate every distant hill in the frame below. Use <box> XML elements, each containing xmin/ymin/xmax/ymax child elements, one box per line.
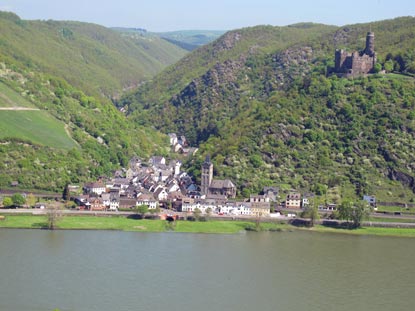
<box><xmin>0</xmin><ymin>12</ymin><xmax>187</xmax><ymax>99</ymax></box>
<box><xmin>157</xmin><ymin>30</ymin><xmax>226</xmax><ymax>50</ymax></box>
<box><xmin>122</xmin><ymin>17</ymin><xmax>415</xmax><ymax>202</ymax></box>
<box><xmin>113</xmin><ymin>28</ymin><xmax>225</xmax><ymax>51</ymax></box>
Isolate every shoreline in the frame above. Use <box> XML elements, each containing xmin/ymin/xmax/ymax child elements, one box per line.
<box><xmin>2</xmin><ymin>214</ymin><xmax>415</xmax><ymax>237</ymax></box>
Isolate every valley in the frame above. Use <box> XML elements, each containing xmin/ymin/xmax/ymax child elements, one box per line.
<box><xmin>2</xmin><ymin>12</ymin><xmax>415</xmax><ymax>207</ymax></box>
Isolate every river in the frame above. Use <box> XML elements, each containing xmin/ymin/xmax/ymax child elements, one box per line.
<box><xmin>0</xmin><ymin>229</ymin><xmax>414</xmax><ymax>311</ymax></box>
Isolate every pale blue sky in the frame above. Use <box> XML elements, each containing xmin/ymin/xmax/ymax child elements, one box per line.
<box><xmin>0</xmin><ymin>0</ymin><xmax>414</xmax><ymax>31</ymax></box>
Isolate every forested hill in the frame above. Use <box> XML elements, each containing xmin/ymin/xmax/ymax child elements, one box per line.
<box><xmin>0</xmin><ymin>11</ymin><xmax>187</xmax><ymax>98</ymax></box>
<box><xmin>0</xmin><ymin>11</ymin><xmax>171</xmax><ymax>191</ymax></box>
<box><xmin>122</xmin><ymin>17</ymin><xmax>415</xmax><ymax>202</ymax></box>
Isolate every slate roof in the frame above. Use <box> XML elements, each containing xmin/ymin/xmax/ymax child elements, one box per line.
<box><xmin>209</xmin><ymin>179</ymin><xmax>235</xmax><ymax>189</ymax></box>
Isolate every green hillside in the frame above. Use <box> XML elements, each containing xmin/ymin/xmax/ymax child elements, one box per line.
<box><xmin>0</xmin><ymin>12</ymin><xmax>171</xmax><ymax>191</ymax></box>
<box><xmin>122</xmin><ymin>17</ymin><xmax>415</xmax><ymax>202</ymax></box>
<box><xmin>0</xmin><ymin>62</ymin><xmax>169</xmax><ymax>191</ymax></box>
<box><xmin>0</xmin><ymin>11</ymin><xmax>187</xmax><ymax>98</ymax></box>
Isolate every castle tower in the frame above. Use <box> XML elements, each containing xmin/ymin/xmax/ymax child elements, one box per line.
<box><xmin>201</xmin><ymin>155</ymin><xmax>213</xmax><ymax>195</ymax></box>
<box><xmin>365</xmin><ymin>32</ymin><xmax>375</xmax><ymax>56</ymax></box>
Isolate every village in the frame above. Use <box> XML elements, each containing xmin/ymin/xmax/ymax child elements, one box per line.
<box><xmin>75</xmin><ymin>133</ymin><xmax>271</xmax><ymax>217</ymax></box>
<box><xmin>72</xmin><ymin>133</ymin><xmax>377</xmax><ymax>218</ymax></box>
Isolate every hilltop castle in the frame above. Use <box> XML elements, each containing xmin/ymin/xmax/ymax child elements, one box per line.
<box><xmin>334</xmin><ymin>32</ymin><xmax>376</xmax><ymax>77</ymax></box>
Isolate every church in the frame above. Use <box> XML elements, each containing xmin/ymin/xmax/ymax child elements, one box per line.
<box><xmin>201</xmin><ymin>156</ymin><xmax>236</xmax><ymax>198</ymax></box>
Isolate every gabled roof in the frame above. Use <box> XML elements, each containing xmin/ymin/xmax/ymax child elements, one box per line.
<box><xmin>84</xmin><ymin>182</ymin><xmax>105</xmax><ymax>189</ymax></box>
<box><xmin>210</xmin><ymin>179</ymin><xmax>235</xmax><ymax>189</ymax></box>
<box><xmin>154</xmin><ymin>187</ymin><xmax>167</xmax><ymax>198</ymax></box>
<box><xmin>137</xmin><ymin>193</ymin><xmax>156</xmax><ymax>201</ymax></box>
<box><xmin>263</xmin><ymin>186</ymin><xmax>279</xmax><ymax>193</ymax></box>
<box><xmin>111</xmin><ymin>178</ymin><xmax>130</xmax><ymax>185</ymax></box>
<box><xmin>101</xmin><ymin>193</ymin><xmax>111</xmax><ymax>200</ymax></box>
<box><xmin>287</xmin><ymin>193</ymin><xmax>301</xmax><ymax>200</ymax></box>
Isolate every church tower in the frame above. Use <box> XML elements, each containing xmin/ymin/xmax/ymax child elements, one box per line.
<box><xmin>365</xmin><ymin>32</ymin><xmax>375</xmax><ymax>56</ymax></box>
<box><xmin>201</xmin><ymin>155</ymin><xmax>213</xmax><ymax>195</ymax></box>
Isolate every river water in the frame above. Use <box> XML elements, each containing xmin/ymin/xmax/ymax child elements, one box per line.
<box><xmin>0</xmin><ymin>229</ymin><xmax>414</xmax><ymax>311</ymax></box>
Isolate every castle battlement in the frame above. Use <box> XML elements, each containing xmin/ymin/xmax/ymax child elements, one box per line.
<box><xmin>334</xmin><ymin>32</ymin><xmax>376</xmax><ymax>77</ymax></box>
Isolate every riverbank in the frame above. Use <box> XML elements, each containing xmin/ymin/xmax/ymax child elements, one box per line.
<box><xmin>2</xmin><ymin>214</ymin><xmax>415</xmax><ymax>237</ymax></box>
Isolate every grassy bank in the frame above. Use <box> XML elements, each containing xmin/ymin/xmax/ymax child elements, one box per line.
<box><xmin>0</xmin><ymin>215</ymin><xmax>256</xmax><ymax>233</ymax></box>
<box><xmin>292</xmin><ymin>225</ymin><xmax>415</xmax><ymax>238</ymax></box>
<box><xmin>1</xmin><ymin>215</ymin><xmax>415</xmax><ymax>237</ymax></box>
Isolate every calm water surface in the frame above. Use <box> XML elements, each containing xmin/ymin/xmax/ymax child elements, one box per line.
<box><xmin>0</xmin><ymin>229</ymin><xmax>414</xmax><ymax>311</ymax></box>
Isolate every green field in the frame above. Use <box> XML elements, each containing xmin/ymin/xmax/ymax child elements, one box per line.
<box><xmin>0</xmin><ymin>110</ymin><xmax>78</xmax><ymax>149</ymax></box>
<box><xmin>0</xmin><ymin>80</ymin><xmax>78</xmax><ymax>149</ymax></box>
<box><xmin>0</xmin><ymin>81</ymin><xmax>34</xmax><ymax>107</ymax></box>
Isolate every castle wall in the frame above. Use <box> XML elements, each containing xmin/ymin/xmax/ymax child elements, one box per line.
<box><xmin>333</xmin><ymin>32</ymin><xmax>376</xmax><ymax>77</ymax></box>
<box><xmin>335</xmin><ymin>50</ymin><xmax>353</xmax><ymax>73</ymax></box>
<box><xmin>351</xmin><ymin>53</ymin><xmax>375</xmax><ymax>75</ymax></box>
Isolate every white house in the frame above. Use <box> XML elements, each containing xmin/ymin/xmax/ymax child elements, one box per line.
<box><xmin>219</xmin><ymin>202</ymin><xmax>253</xmax><ymax>216</ymax></box>
<box><xmin>301</xmin><ymin>193</ymin><xmax>315</xmax><ymax>208</ymax></box>
<box><xmin>101</xmin><ymin>193</ymin><xmax>111</xmax><ymax>207</ymax></box>
<box><xmin>172</xmin><ymin>161</ymin><xmax>181</xmax><ymax>176</ymax></box>
<box><xmin>167</xmin><ymin>182</ymin><xmax>180</xmax><ymax>193</ymax></box>
<box><xmin>154</xmin><ymin>187</ymin><xmax>168</xmax><ymax>201</ymax></box>
<box><xmin>109</xmin><ymin>199</ymin><xmax>120</xmax><ymax>211</ymax></box>
<box><xmin>136</xmin><ymin>193</ymin><xmax>157</xmax><ymax>209</ymax></box>
<box><xmin>181</xmin><ymin>199</ymin><xmax>217</xmax><ymax>214</ymax></box>
<box><xmin>84</xmin><ymin>182</ymin><xmax>106</xmax><ymax>195</ymax></box>
<box><xmin>149</xmin><ymin>156</ymin><xmax>166</xmax><ymax>168</ymax></box>
<box><xmin>168</xmin><ymin>133</ymin><xmax>178</xmax><ymax>146</ymax></box>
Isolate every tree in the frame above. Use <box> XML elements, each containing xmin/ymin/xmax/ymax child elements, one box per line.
<box><xmin>26</xmin><ymin>193</ymin><xmax>36</xmax><ymax>208</ymax></box>
<box><xmin>136</xmin><ymin>204</ymin><xmax>148</xmax><ymax>219</ymax></box>
<box><xmin>46</xmin><ymin>202</ymin><xmax>62</xmax><ymax>230</ymax></box>
<box><xmin>193</xmin><ymin>208</ymin><xmax>202</xmax><ymax>221</ymax></box>
<box><xmin>205</xmin><ymin>207</ymin><xmax>212</xmax><ymax>221</ymax></box>
<box><xmin>373</xmin><ymin>63</ymin><xmax>382</xmax><ymax>73</ymax></box>
<box><xmin>337</xmin><ymin>200</ymin><xmax>370</xmax><ymax>228</ymax></box>
<box><xmin>300</xmin><ymin>204</ymin><xmax>320</xmax><ymax>227</ymax></box>
<box><xmin>2</xmin><ymin>197</ymin><xmax>13</xmax><ymax>208</ymax></box>
<box><xmin>149</xmin><ymin>206</ymin><xmax>160</xmax><ymax>215</ymax></box>
<box><xmin>254</xmin><ymin>212</ymin><xmax>263</xmax><ymax>231</ymax></box>
<box><xmin>11</xmin><ymin>193</ymin><xmax>25</xmax><ymax>207</ymax></box>
<box><xmin>350</xmin><ymin>201</ymin><xmax>371</xmax><ymax>228</ymax></box>
<box><xmin>384</xmin><ymin>59</ymin><xmax>394</xmax><ymax>73</ymax></box>
<box><xmin>62</xmin><ymin>184</ymin><xmax>70</xmax><ymax>202</ymax></box>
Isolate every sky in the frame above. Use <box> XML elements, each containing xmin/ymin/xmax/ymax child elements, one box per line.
<box><xmin>0</xmin><ymin>0</ymin><xmax>414</xmax><ymax>31</ymax></box>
